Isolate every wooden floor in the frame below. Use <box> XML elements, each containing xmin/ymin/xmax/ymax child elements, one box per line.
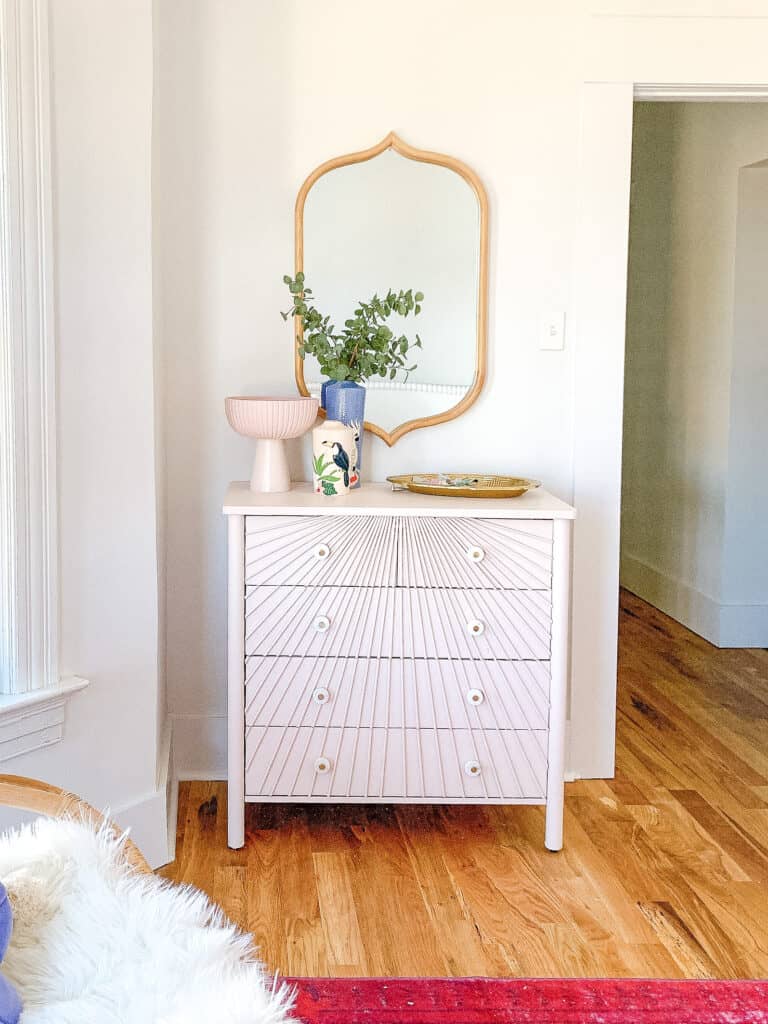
<box><xmin>160</xmin><ymin>591</ymin><xmax>768</xmax><ymax>978</ymax></box>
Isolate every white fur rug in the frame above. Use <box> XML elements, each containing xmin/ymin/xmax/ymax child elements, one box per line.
<box><xmin>0</xmin><ymin>816</ymin><xmax>295</xmax><ymax>1024</ymax></box>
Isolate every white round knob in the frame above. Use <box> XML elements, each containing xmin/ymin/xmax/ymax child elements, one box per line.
<box><xmin>312</xmin><ymin>687</ymin><xmax>330</xmax><ymax>705</ymax></box>
<box><xmin>466</xmin><ymin>619</ymin><xmax>485</xmax><ymax>637</ymax></box>
<box><xmin>314</xmin><ymin>756</ymin><xmax>331</xmax><ymax>774</ymax></box>
<box><xmin>314</xmin><ymin>543</ymin><xmax>330</xmax><ymax>560</ymax></box>
<box><xmin>313</xmin><ymin>615</ymin><xmax>330</xmax><ymax>633</ymax></box>
<box><xmin>466</xmin><ymin>546</ymin><xmax>485</xmax><ymax>563</ymax></box>
<box><xmin>467</xmin><ymin>688</ymin><xmax>484</xmax><ymax>706</ymax></box>
<box><xmin>464</xmin><ymin>760</ymin><xmax>481</xmax><ymax>777</ymax></box>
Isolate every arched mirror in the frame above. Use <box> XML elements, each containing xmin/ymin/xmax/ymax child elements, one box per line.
<box><xmin>293</xmin><ymin>133</ymin><xmax>488</xmax><ymax>446</ymax></box>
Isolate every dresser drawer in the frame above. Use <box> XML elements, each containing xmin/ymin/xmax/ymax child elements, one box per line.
<box><xmin>397</xmin><ymin>517</ymin><xmax>553</xmax><ymax>590</ymax></box>
<box><xmin>406</xmin><ymin>587</ymin><xmax>551</xmax><ymax>660</ymax></box>
<box><xmin>245</xmin><ymin>656</ymin><xmax>550</xmax><ymax>731</ymax></box>
<box><xmin>245</xmin><ymin>585</ymin><xmax>551</xmax><ymax>660</ymax></box>
<box><xmin>245</xmin><ymin>585</ymin><xmax>396</xmax><ymax>658</ymax></box>
<box><xmin>245</xmin><ymin>725</ymin><xmax>548</xmax><ymax>801</ymax></box>
<box><xmin>245</xmin><ymin>515</ymin><xmax>397</xmax><ymax>587</ymax></box>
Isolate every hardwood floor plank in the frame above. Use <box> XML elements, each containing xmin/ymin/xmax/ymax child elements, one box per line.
<box><xmin>395</xmin><ymin>806</ymin><xmax>498</xmax><ymax>976</ymax></box>
<box><xmin>636</xmin><ymin>901</ymin><xmax>721</xmax><ymax>979</ymax></box>
<box><xmin>671</xmin><ymin>789</ymin><xmax>768</xmax><ymax>885</ymax></box>
<box><xmin>160</xmin><ymin>592</ymin><xmax>768</xmax><ymax>978</ymax></box>
<box><xmin>347</xmin><ymin>806</ymin><xmax>451</xmax><ymax>977</ymax></box>
<box><xmin>312</xmin><ymin>852</ymin><xmax>368</xmax><ymax>975</ymax></box>
<box><xmin>213</xmin><ymin>865</ymin><xmax>248</xmax><ymax>934</ymax></box>
<box><xmin>274</xmin><ymin>808</ymin><xmax>328</xmax><ymax>977</ymax></box>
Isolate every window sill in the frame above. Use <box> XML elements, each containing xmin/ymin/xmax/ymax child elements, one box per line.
<box><xmin>0</xmin><ymin>677</ymin><xmax>89</xmax><ymax>762</ymax></box>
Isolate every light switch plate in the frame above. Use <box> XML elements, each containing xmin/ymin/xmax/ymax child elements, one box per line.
<box><xmin>539</xmin><ymin>311</ymin><xmax>566</xmax><ymax>351</ymax></box>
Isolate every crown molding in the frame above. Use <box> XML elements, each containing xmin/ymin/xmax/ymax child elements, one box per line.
<box><xmin>634</xmin><ymin>83</ymin><xmax>768</xmax><ymax>101</ymax></box>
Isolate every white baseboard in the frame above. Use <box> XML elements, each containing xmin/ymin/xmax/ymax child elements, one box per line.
<box><xmin>621</xmin><ymin>552</ymin><xmax>768</xmax><ymax>648</ymax></box>
<box><xmin>620</xmin><ymin>552</ymin><xmax>721</xmax><ymax>643</ymax></box>
<box><xmin>171</xmin><ymin>713</ymin><xmax>227</xmax><ymax>780</ymax></box>
<box><xmin>113</xmin><ymin>720</ymin><xmax>175</xmax><ymax>870</ymax></box>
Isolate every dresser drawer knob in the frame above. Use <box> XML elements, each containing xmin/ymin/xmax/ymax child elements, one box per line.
<box><xmin>313</xmin><ymin>615</ymin><xmax>331</xmax><ymax>633</ymax></box>
<box><xmin>314</xmin><ymin>543</ymin><xmax>330</xmax><ymax>560</ymax></box>
<box><xmin>314</xmin><ymin>756</ymin><xmax>332</xmax><ymax>774</ymax></box>
<box><xmin>467</xmin><ymin>688</ymin><xmax>485</xmax><ymax>706</ymax></box>
<box><xmin>466</xmin><ymin>619</ymin><xmax>485</xmax><ymax>637</ymax></box>
<box><xmin>466</xmin><ymin>545</ymin><xmax>485</xmax><ymax>563</ymax></box>
<box><xmin>312</xmin><ymin>687</ymin><xmax>330</xmax><ymax>705</ymax></box>
<box><xmin>464</xmin><ymin>760</ymin><xmax>481</xmax><ymax>777</ymax></box>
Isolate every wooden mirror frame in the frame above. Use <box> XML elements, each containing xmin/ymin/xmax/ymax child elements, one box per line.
<box><xmin>294</xmin><ymin>132</ymin><xmax>489</xmax><ymax>447</ymax></box>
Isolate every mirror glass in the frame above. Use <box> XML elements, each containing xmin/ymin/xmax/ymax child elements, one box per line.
<box><xmin>298</xmin><ymin>141</ymin><xmax>485</xmax><ymax>442</ymax></box>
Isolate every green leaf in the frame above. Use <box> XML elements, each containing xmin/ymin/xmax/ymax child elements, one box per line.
<box><xmin>313</xmin><ymin>453</ymin><xmax>331</xmax><ymax>475</ymax></box>
<box><xmin>414</xmin><ymin>291</ymin><xmax>424</xmax><ymax>302</ymax></box>
<box><xmin>281</xmin><ymin>274</ymin><xmax>423</xmax><ymax>387</ymax></box>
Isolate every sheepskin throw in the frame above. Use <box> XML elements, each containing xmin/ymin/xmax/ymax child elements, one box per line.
<box><xmin>0</xmin><ymin>816</ymin><xmax>294</xmax><ymax>1024</ymax></box>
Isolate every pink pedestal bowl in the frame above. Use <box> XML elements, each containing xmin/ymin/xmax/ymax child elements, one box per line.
<box><xmin>225</xmin><ymin>396</ymin><xmax>319</xmax><ymax>493</ymax></box>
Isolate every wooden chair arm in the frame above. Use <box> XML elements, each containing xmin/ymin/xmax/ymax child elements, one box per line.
<box><xmin>0</xmin><ymin>774</ymin><xmax>151</xmax><ymax>874</ymax></box>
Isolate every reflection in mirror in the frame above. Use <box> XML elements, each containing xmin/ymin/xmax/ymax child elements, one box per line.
<box><xmin>295</xmin><ymin>134</ymin><xmax>488</xmax><ymax>445</ymax></box>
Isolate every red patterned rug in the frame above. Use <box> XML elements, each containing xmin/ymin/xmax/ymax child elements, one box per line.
<box><xmin>288</xmin><ymin>978</ymin><xmax>768</xmax><ymax>1023</ymax></box>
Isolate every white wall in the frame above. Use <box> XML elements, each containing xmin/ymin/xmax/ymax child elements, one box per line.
<box><xmin>622</xmin><ymin>103</ymin><xmax>768</xmax><ymax>647</ymax></box>
<box><xmin>155</xmin><ymin>0</ymin><xmax>578</xmax><ymax>776</ymax></box>
<box><xmin>152</xmin><ymin>2</ymin><xmax>768</xmax><ymax>777</ymax></box>
<box><xmin>5</xmin><ymin>0</ymin><xmax>171</xmax><ymax>866</ymax></box>
<box><xmin>8</xmin><ymin>2</ymin><xmax>764</xmax><ymax>852</ymax></box>
<box><xmin>721</xmin><ymin>163</ymin><xmax>768</xmax><ymax>639</ymax></box>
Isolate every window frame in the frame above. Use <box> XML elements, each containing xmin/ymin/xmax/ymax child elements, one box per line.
<box><xmin>0</xmin><ymin>0</ymin><xmax>58</xmax><ymax>696</ymax></box>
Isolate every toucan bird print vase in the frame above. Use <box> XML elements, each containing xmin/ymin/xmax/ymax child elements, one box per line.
<box><xmin>324</xmin><ymin>381</ymin><xmax>364</xmax><ymax>488</ymax></box>
<box><xmin>312</xmin><ymin>420</ymin><xmax>356</xmax><ymax>496</ymax></box>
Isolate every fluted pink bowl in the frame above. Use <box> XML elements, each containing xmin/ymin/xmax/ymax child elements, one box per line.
<box><xmin>225</xmin><ymin>396</ymin><xmax>319</xmax><ymax>440</ymax></box>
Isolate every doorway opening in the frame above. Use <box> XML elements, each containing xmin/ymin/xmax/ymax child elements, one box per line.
<box><xmin>621</xmin><ymin>101</ymin><xmax>768</xmax><ymax>650</ymax></box>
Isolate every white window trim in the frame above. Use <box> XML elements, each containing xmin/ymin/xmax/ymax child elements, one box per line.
<box><xmin>0</xmin><ymin>0</ymin><xmax>86</xmax><ymax>746</ymax></box>
<box><xmin>0</xmin><ymin>677</ymin><xmax>88</xmax><ymax>762</ymax></box>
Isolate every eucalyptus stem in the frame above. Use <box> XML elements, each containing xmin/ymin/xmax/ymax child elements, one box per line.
<box><xmin>281</xmin><ymin>272</ymin><xmax>424</xmax><ymax>384</ymax></box>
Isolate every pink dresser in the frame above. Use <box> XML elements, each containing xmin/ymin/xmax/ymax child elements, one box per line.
<box><xmin>224</xmin><ymin>482</ymin><xmax>575</xmax><ymax>851</ymax></box>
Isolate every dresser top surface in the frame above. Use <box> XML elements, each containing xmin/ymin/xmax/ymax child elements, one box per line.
<box><xmin>223</xmin><ymin>482</ymin><xmax>575</xmax><ymax>519</ymax></box>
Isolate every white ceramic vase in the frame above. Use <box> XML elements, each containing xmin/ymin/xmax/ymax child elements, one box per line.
<box><xmin>312</xmin><ymin>420</ymin><xmax>356</xmax><ymax>496</ymax></box>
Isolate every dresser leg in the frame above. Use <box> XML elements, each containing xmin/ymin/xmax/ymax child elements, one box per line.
<box><xmin>545</xmin><ymin>791</ymin><xmax>564</xmax><ymax>852</ymax></box>
<box><xmin>546</xmin><ymin>518</ymin><xmax>572</xmax><ymax>852</ymax></box>
<box><xmin>227</xmin><ymin>513</ymin><xmax>245</xmax><ymax>850</ymax></box>
<box><xmin>228</xmin><ymin>788</ymin><xmax>245</xmax><ymax>849</ymax></box>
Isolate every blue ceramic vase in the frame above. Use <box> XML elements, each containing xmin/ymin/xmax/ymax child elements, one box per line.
<box><xmin>324</xmin><ymin>381</ymin><xmax>365</xmax><ymax>489</ymax></box>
